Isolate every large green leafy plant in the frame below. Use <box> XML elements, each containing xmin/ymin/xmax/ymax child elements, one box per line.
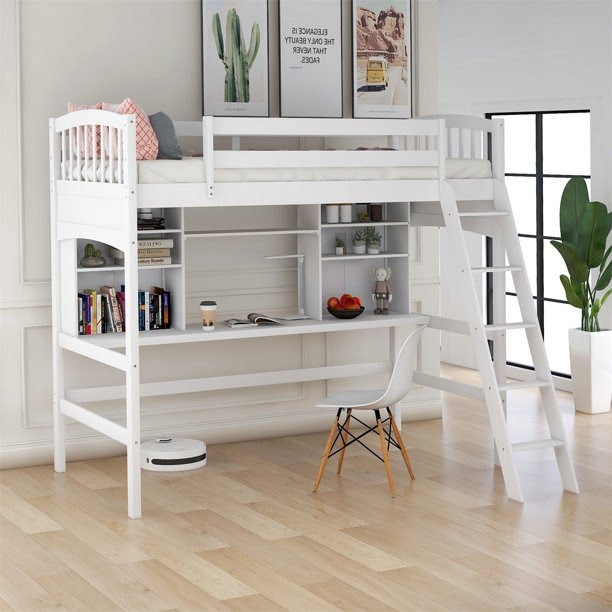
<box><xmin>551</xmin><ymin>177</ymin><xmax>612</xmax><ymax>331</ymax></box>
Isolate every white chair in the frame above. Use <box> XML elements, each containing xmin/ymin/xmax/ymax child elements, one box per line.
<box><xmin>313</xmin><ymin>325</ymin><xmax>426</xmax><ymax>497</ymax></box>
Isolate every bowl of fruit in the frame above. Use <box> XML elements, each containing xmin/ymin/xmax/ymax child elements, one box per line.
<box><xmin>326</xmin><ymin>294</ymin><xmax>365</xmax><ymax>319</ymax></box>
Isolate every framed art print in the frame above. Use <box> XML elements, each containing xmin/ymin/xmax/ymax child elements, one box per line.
<box><xmin>279</xmin><ymin>0</ymin><xmax>343</xmax><ymax>118</ymax></box>
<box><xmin>202</xmin><ymin>0</ymin><xmax>269</xmax><ymax>117</ymax></box>
<box><xmin>352</xmin><ymin>0</ymin><xmax>411</xmax><ymax>118</ymax></box>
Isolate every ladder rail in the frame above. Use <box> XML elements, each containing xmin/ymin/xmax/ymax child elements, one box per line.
<box><xmin>493</xmin><ymin>181</ymin><xmax>579</xmax><ymax>493</ymax></box>
<box><xmin>440</xmin><ymin>181</ymin><xmax>524</xmax><ymax>502</ymax></box>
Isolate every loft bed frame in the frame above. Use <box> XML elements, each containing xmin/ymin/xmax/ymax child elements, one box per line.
<box><xmin>49</xmin><ymin>113</ymin><xmax>578</xmax><ymax>517</ymax></box>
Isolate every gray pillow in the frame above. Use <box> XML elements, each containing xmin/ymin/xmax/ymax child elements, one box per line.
<box><xmin>149</xmin><ymin>112</ymin><xmax>182</xmax><ymax>160</ymax></box>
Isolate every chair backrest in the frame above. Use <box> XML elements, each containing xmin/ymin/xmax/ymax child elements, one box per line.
<box><xmin>370</xmin><ymin>325</ymin><xmax>426</xmax><ymax>410</ymax></box>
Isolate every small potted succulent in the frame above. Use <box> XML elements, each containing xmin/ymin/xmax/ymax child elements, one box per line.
<box><xmin>80</xmin><ymin>243</ymin><xmax>106</xmax><ymax>268</ymax></box>
<box><xmin>335</xmin><ymin>236</ymin><xmax>345</xmax><ymax>255</ymax></box>
<box><xmin>352</xmin><ymin>228</ymin><xmax>367</xmax><ymax>254</ymax></box>
<box><xmin>365</xmin><ymin>227</ymin><xmax>382</xmax><ymax>255</ymax></box>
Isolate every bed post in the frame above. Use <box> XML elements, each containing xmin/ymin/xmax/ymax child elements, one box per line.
<box><xmin>123</xmin><ymin>115</ymin><xmax>142</xmax><ymax>519</ymax></box>
<box><xmin>491</xmin><ymin>117</ymin><xmax>507</xmax><ymax>466</ymax></box>
<box><xmin>49</xmin><ymin>118</ymin><xmax>66</xmax><ymax>473</ymax></box>
<box><xmin>203</xmin><ymin>116</ymin><xmax>214</xmax><ymax>199</ymax></box>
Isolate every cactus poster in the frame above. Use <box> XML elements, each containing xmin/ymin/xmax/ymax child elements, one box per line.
<box><xmin>279</xmin><ymin>0</ymin><xmax>343</xmax><ymax>118</ymax></box>
<box><xmin>352</xmin><ymin>0</ymin><xmax>411</xmax><ymax>118</ymax></box>
<box><xmin>203</xmin><ymin>1</ymin><xmax>269</xmax><ymax>116</ymax></box>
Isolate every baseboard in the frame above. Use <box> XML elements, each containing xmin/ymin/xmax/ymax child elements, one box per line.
<box><xmin>0</xmin><ymin>399</ymin><xmax>442</xmax><ymax>470</ymax></box>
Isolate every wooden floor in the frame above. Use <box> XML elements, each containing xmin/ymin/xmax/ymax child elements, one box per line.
<box><xmin>1</xmin><ymin>365</ymin><xmax>611</xmax><ymax>611</ymax></box>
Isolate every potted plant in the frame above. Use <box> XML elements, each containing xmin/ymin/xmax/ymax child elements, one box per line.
<box><xmin>335</xmin><ymin>236</ymin><xmax>345</xmax><ymax>256</ymax></box>
<box><xmin>365</xmin><ymin>227</ymin><xmax>382</xmax><ymax>255</ymax></box>
<box><xmin>352</xmin><ymin>228</ymin><xmax>367</xmax><ymax>254</ymax></box>
<box><xmin>551</xmin><ymin>177</ymin><xmax>612</xmax><ymax>413</ymax></box>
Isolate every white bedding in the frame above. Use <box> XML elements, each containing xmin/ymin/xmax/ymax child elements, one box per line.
<box><xmin>63</xmin><ymin>157</ymin><xmax>492</xmax><ymax>184</ymax></box>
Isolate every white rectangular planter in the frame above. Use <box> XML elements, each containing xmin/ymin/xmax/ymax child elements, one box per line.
<box><xmin>569</xmin><ymin>328</ymin><xmax>612</xmax><ymax>414</ymax></box>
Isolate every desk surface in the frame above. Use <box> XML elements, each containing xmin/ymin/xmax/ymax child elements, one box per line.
<box><xmin>73</xmin><ymin>312</ymin><xmax>429</xmax><ymax>348</ymax></box>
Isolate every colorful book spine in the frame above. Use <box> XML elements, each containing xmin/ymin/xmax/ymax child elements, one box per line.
<box><xmin>82</xmin><ymin>289</ymin><xmax>97</xmax><ymax>334</ymax></box>
<box><xmin>138</xmin><ymin>248</ymin><xmax>171</xmax><ymax>257</ymax></box>
<box><xmin>137</xmin><ymin>239</ymin><xmax>174</xmax><ymax>248</ymax></box>
<box><xmin>138</xmin><ymin>257</ymin><xmax>172</xmax><ymax>266</ymax></box>
<box><xmin>100</xmin><ymin>286</ymin><xmax>123</xmax><ymax>333</ymax></box>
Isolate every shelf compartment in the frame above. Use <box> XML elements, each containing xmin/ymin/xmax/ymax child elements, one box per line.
<box><xmin>321</xmin><ymin>252</ymin><xmax>409</xmax><ymax>261</ymax></box>
<box><xmin>185</xmin><ymin>228</ymin><xmax>319</xmax><ymax>238</ymax></box>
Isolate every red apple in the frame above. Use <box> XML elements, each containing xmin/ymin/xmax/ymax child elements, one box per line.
<box><xmin>340</xmin><ymin>293</ymin><xmax>352</xmax><ymax>305</ymax></box>
<box><xmin>344</xmin><ymin>297</ymin><xmax>359</xmax><ymax>310</ymax></box>
<box><xmin>327</xmin><ymin>296</ymin><xmax>340</xmax><ymax>309</ymax></box>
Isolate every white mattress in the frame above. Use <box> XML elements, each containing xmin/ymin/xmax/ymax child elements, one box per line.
<box><xmin>63</xmin><ymin>157</ymin><xmax>492</xmax><ymax>183</ymax></box>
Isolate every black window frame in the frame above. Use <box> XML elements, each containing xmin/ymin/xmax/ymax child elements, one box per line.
<box><xmin>485</xmin><ymin>109</ymin><xmax>591</xmax><ymax>378</ymax></box>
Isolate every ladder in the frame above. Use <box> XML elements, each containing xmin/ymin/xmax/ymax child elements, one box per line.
<box><xmin>415</xmin><ymin>180</ymin><xmax>579</xmax><ymax>502</ymax></box>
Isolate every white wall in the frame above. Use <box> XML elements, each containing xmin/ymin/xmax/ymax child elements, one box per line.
<box><xmin>438</xmin><ymin>0</ymin><xmax>612</xmax><ymax>367</ymax></box>
<box><xmin>0</xmin><ymin>0</ymin><xmax>441</xmax><ymax>468</ymax></box>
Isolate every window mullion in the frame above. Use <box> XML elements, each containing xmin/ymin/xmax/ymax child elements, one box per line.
<box><xmin>535</xmin><ymin>113</ymin><xmax>544</xmax><ymax>336</ymax></box>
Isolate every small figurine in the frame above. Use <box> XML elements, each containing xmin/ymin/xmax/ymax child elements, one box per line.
<box><xmin>372</xmin><ymin>267</ymin><xmax>392</xmax><ymax>314</ymax></box>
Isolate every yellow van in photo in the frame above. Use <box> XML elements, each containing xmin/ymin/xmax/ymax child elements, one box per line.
<box><xmin>366</xmin><ymin>56</ymin><xmax>389</xmax><ymax>90</ymax></box>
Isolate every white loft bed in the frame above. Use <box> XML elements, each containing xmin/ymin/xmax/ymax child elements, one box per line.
<box><xmin>50</xmin><ymin>113</ymin><xmax>578</xmax><ymax>517</ymax></box>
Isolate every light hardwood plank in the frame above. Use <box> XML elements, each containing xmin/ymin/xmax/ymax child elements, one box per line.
<box><xmin>0</xmin><ymin>365</ymin><xmax>609</xmax><ymax>611</ymax></box>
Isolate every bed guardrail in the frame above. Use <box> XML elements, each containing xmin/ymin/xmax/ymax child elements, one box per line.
<box><xmin>419</xmin><ymin>114</ymin><xmax>505</xmax><ymax>178</ymax></box>
<box><xmin>51</xmin><ymin>110</ymin><xmax>135</xmax><ymax>186</ymax></box>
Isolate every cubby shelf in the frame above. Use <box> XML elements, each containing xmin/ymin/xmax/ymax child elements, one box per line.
<box><xmin>321</xmin><ymin>252</ymin><xmax>409</xmax><ymax>261</ymax></box>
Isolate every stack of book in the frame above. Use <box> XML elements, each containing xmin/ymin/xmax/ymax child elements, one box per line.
<box><xmin>77</xmin><ymin>284</ymin><xmax>171</xmax><ymax>334</ymax></box>
<box><xmin>138</xmin><ymin>238</ymin><xmax>173</xmax><ymax>266</ymax></box>
<box><xmin>137</xmin><ymin>216</ymin><xmax>165</xmax><ymax>231</ymax></box>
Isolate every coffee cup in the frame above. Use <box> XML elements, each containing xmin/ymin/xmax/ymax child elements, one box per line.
<box><xmin>200</xmin><ymin>300</ymin><xmax>217</xmax><ymax>331</ymax></box>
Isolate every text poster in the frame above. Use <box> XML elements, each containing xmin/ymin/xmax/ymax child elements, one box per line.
<box><xmin>203</xmin><ymin>0</ymin><xmax>269</xmax><ymax>117</ymax></box>
<box><xmin>280</xmin><ymin>0</ymin><xmax>343</xmax><ymax>118</ymax></box>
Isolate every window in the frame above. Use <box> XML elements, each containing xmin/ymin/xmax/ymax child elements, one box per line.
<box><xmin>486</xmin><ymin>110</ymin><xmax>591</xmax><ymax>377</ymax></box>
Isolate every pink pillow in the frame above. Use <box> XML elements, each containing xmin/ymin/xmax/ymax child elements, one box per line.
<box><xmin>100</xmin><ymin>98</ymin><xmax>158</xmax><ymax>160</ymax></box>
<box><xmin>67</xmin><ymin>102</ymin><xmax>101</xmax><ymax>157</ymax></box>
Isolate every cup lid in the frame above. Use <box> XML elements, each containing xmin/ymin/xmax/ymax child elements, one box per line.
<box><xmin>200</xmin><ymin>300</ymin><xmax>217</xmax><ymax>306</ymax></box>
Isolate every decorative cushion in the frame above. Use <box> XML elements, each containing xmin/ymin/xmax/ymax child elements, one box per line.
<box><xmin>100</xmin><ymin>98</ymin><xmax>158</xmax><ymax>160</ymax></box>
<box><xmin>149</xmin><ymin>112</ymin><xmax>182</xmax><ymax>160</ymax></box>
<box><xmin>67</xmin><ymin>102</ymin><xmax>101</xmax><ymax>157</ymax></box>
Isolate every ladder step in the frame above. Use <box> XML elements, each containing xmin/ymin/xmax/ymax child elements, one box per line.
<box><xmin>512</xmin><ymin>439</ymin><xmax>565</xmax><ymax>452</ymax></box>
<box><xmin>471</xmin><ymin>266</ymin><xmax>522</xmax><ymax>273</ymax></box>
<box><xmin>498</xmin><ymin>379</ymin><xmax>551</xmax><ymax>391</ymax></box>
<box><xmin>459</xmin><ymin>211</ymin><xmax>508</xmax><ymax>217</ymax></box>
<box><xmin>484</xmin><ymin>322</ymin><xmax>537</xmax><ymax>332</ymax></box>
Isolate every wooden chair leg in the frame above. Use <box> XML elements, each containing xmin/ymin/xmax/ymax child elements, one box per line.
<box><xmin>387</xmin><ymin>408</ymin><xmax>415</xmax><ymax>480</ymax></box>
<box><xmin>313</xmin><ymin>411</ymin><xmax>341</xmax><ymax>492</ymax></box>
<box><xmin>336</xmin><ymin>409</ymin><xmax>352</xmax><ymax>475</ymax></box>
<box><xmin>375</xmin><ymin>410</ymin><xmax>396</xmax><ymax>497</ymax></box>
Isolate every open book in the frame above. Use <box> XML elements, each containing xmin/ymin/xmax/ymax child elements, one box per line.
<box><xmin>222</xmin><ymin>313</ymin><xmax>284</xmax><ymax>328</ymax></box>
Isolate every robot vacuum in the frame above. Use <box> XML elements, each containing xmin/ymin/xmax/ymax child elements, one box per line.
<box><xmin>141</xmin><ymin>437</ymin><xmax>207</xmax><ymax>472</ymax></box>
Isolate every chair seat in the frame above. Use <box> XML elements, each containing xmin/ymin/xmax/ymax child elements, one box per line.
<box><xmin>316</xmin><ymin>388</ymin><xmax>386</xmax><ymax>410</ymax></box>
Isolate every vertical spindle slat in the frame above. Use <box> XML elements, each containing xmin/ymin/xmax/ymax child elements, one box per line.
<box><xmin>76</xmin><ymin>127</ymin><xmax>81</xmax><ymax>179</ymax></box>
<box><xmin>472</xmin><ymin>130</ymin><xmax>481</xmax><ymax>159</ymax></box>
<box><xmin>84</xmin><ymin>125</ymin><xmax>89</xmax><ymax>181</ymax></box>
<box><xmin>101</xmin><ymin>126</ymin><xmax>106</xmax><ymax>183</ymax></box>
<box><xmin>69</xmin><ymin>128</ymin><xmax>74</xmax><ymax>180</ymax></box>
<box><xmin>118</xmin><ymin>130</ymin><xmax>123</xmax><ymax>184</ymax></box>
<box><xmin>92</xmin><ymin>125</ymin><xmax>97</xmax><ymax>182</ymax></box>
<box><xmin>61</xmin><ymin>130</ymin><xmax>66</xmax><ymax>179</ymax></box>
<box><xmin>109</xmin><ymin>127</ymin><xmax>114</xmax><ymax>184</ymax></box>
